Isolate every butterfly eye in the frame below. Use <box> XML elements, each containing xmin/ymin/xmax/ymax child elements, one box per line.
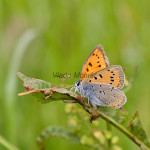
<box><xmin>75</xmin><ymin>81</ymin><xmax>80</xmax><ymax>86</ymax></box>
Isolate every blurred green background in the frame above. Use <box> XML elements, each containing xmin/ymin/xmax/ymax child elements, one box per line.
<box><xmin>0</xmin><ymin>0</ymin><xmax>150</xmax><ymax>149</ymax></box>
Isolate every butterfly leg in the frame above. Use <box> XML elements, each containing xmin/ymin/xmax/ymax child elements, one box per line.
<box><xmin>91</xmin><ymin>101</ymin><xmax>98</xmax><ymax>109</ymax></box>
<box><xmin>88</xmin><ymin>98</ymin><xmax>90</xmax><ymax>106</ymax></box>
<box><xmin>88</xmin><ymin>94</ymin><xmax>100</xmax><ymax>109</ymax></box>
<box><xmin>87</xmin><ymin>98</ymin><xmax>97</xmax><ymax>108</ymax></box>
<box><xmin>70</xmin><ymin>86</ymin><xmax>75</xmax><ymax>92</ymax></box>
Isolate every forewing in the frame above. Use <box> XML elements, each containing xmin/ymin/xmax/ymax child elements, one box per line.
<box><xmin>80</xmin><ymin>45</ymin><xmax>109</xmax><ymax>81</ymax></box>
<box><xmin>82</xmin><ymin>65</ymin><xmax>125</xmax><ymax>89</ymax></box>
<box><xmin>84</xmin><ymin>83</ymin><xmax>126</xmax><ymax>108</ymax></box>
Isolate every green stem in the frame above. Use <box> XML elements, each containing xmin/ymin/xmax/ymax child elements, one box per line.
<box><xmin>4</xmin><ymin>29</ymin><xmax>37</xmax><ymax>141</ymax></box>
<box><xmin>106</xmin><ymin>122</ymin><xmax>112</xmax><ymax>149</ymax></box>
<box><xmin>84</xmin><ymin>107</ymin><xmax>150</xmax><ymax>150</ymax></box>
<box><xmin>0</xmin><ymin>135</ymin><xmax>20</xmax><ymax>150</ymax></box>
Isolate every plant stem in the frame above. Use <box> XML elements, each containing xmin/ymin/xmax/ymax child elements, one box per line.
<box><xmin>106</xmin><ymin>122</ymin><xmax>112</xmax><ymax>149</ymax></box>
<box><xmin>4</xmin><ymin>29</ymin><xmax>37</xmax><ymax>141</ymax></box>
<box><xmin>84</xmin><ymin>106</ymin><xmax>150</xmax><ymax>150</ymax></box>
<box><xmin>0</xmin><ymin>135</ymin><xmax>20</xmax><ymax>150</ymax></box>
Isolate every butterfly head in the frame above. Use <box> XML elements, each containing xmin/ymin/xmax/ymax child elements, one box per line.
<box><xmin>75</xmin><ymin>81</ymin><xmax>80</xmax><ymax>86</ymax></box>
<box><xmin>75</xmin><ymin>80</ymin><xmax>82</xmax><ymax>93</ymax></box>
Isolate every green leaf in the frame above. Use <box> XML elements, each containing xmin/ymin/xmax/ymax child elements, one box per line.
<box><xmin>17</xmin><ymin>72</ymin><xmax>55</xmax><ymax>90</ymax></box>
<box><xmin>17</xmin><ymin>72</ymin><xmax>150</xmax><ymax>150</ymax></box>
<box><xmin>17</xmin><ymin>72</ymin><xmax>79</xmax><ymax>103</ymax></box>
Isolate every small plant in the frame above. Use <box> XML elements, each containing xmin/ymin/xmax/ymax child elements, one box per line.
<box><xmin>37</xmin><ymin>103</ymin><xmax>122</xmax><ymax>150</ymax></box>
<box><xmin>17</xmin><ymin>72</ymin><xmax>150</xmax><ymax>150</ymax></box>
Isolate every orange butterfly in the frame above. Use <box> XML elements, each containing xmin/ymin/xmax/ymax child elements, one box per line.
<box><xmin>75</xmin><ymin>45</ymin><xmax>126</xmax><ymax>108</ymax></box>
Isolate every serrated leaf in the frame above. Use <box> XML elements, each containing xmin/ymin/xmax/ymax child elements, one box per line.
<box><xmin>93</xmin><ymin>107</ymin><xmax>150</xmax><ymax>150</ymax></box>
<box><xmin>17</xmin><ymin>72</ymin><xmax>150</xmax><ymax>150</ymax></box>
<box><xmin>17</xmin><ymin>72</ymin><xmax>55</xmax><ymax>90</ymax></box>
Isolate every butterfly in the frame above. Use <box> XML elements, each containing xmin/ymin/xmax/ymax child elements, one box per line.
<box><xmin>75</xmin><ymin>45</ymin><xmax>127</xmax><ymax>108</ymax></box>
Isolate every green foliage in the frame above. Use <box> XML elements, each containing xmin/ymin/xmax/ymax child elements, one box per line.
<box><xmin>37</xmin><ymin>126</ymin><xmax>80</xmax><ymax>149</ymax></box>
<box><xmin>37</xmin><ymin>104</ymin><xmax>123</xmax><ymax>150</ymax></box>
<box><xmin>1</xmin><ymin>1</ymin><xmax>150</xmax><ymax>149</ymax></box>
<box><xmin>17</xmin><ymin>72</ymin><xmax>150</xmax><ymax>150</ymax></box>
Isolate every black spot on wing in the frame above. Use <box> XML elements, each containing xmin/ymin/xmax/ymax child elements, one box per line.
<box><xmin>94</xmin><ymin>77</ymin><xmax>97</xmax><ymax>80</ymax></box>
<box><xmin>99</xmin><ymin>74</ymin><xmax>103</xmax><ymax>78</ymax></box>
<box><xmin>89</xmin><ymin>62</ymin><xmax>92</xmax><ymax>66</ymax></box>
<box><xmin>87</xmin><ymin>68</ymin><xmax>89</xmax><ymax>72</ymax></box>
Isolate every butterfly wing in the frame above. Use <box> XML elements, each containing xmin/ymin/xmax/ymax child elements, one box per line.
<box><xmin>83</xmin><ymin>83</ymin><xmax>126</xmax><ymax>108</ymax></box>
<box><xmin>82</xmin><ymin>65</ymin><xmax>125</xmax><ymax>89</ymax></box>
<box><xmin>80</xmin><ymin>45</ymin><xmax>109</xmax><ymax>81</ymax></box>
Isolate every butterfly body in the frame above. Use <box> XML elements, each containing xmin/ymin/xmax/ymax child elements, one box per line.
<box><xmin>74</xmin><ymin>45</ymin><xmax>127</xmax><ymax>108</ymax></box>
